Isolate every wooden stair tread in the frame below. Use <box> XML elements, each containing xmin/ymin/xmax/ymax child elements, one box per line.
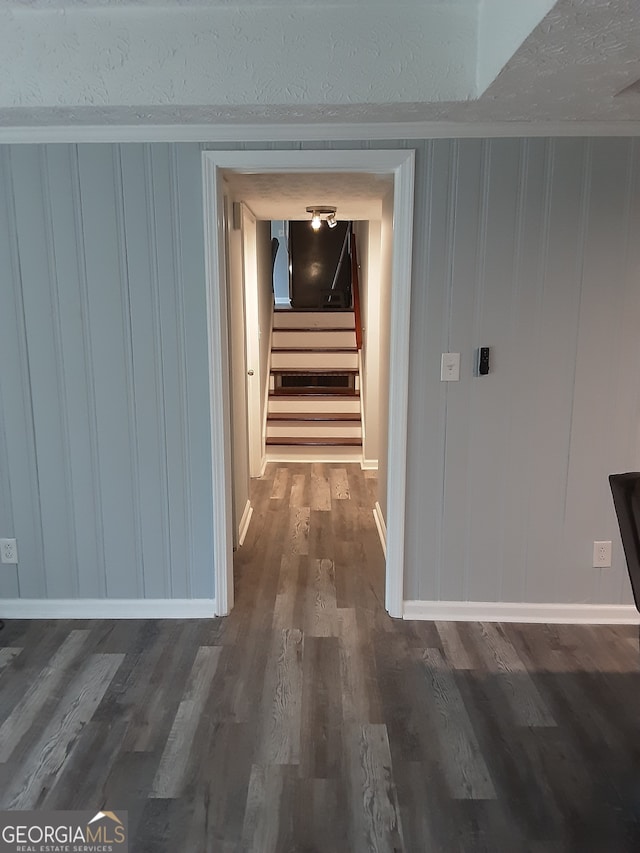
<box><xmin>270</xmin><ymin>367</ymin><xmax>358</xmax><ymax>375</ymax></box>
<box><xmin>269</xmin><ymin>390</ymin><xmax>359</xmax><ymax>397</ymax></box>
<box><xmin>266</xmin><ymin>437</ymin><xmax>362</xmax><ymax>447</ymax></box>
<box><xmin>273</xmin><ymin>327</ymin><xmax>356</xmax><ymax>333</ymax></box>
<box><xmin>271</xmin><ymin>347</ymin><xmax>358</xmax><ymax>354</ymax></box>
<box><xmin>274</xmin><ymin>307</ymin><xmax>354</xmax><ymax>313</ymax></box>
<box><xmin>267</xmin><ymin>412</ymin><xmax>361</xmax><ymax>422</ymax></box>
<box><xmin>270</xmin><ymin>390</ymin><xmax>360</xmax><ymax>399</ymax></box>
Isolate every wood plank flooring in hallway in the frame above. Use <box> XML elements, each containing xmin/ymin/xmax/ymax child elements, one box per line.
<box><xmin>1</xmin><ymin>462</ymin><xmax>640</xmax><ymax>851</ymax></box>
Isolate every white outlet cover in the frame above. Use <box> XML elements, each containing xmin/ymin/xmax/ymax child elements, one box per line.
<box><xmin>441</xmin><ymin>352</ymin><xmax>460</xmax><ymax>382</ymax></box>
<box><xmin>593</xmin><ymin>540</ymin><xmax>612</xmax><ymax>568</ymax></box>
<box><xmin>0</xmin><ymin>538</ymin><xmax>18</xmax><ymax>564</ymax></box>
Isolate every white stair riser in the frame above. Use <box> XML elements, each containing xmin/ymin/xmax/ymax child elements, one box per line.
<box><xmin>267</xmin><ymin>446</ymin><xmax>362</xmax><ymax>463</ymax></box>
<box><xmin>267</xmin><ymin>423</ymin><xmax>362</xmax><ymax>438</ymax></box>
<box><xmin>271</xmin><ymin>352</ymin><xmax>358</xmax><ymax>369</ymax></box>
<box><xmin>272</xmin><ymin>330</ymin><xmax>356</xmax><ymax>348</ymax></box>
<box><xmin>268</xmin><ymin>398</ymin><xmax>360</xmax><ymax>413</ymax></box>
<box><xmin>273</xmin><ymin>312</ymin><xmax>355</xmax><ymax>330</ymax></box>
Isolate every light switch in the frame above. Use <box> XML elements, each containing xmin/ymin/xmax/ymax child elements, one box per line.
<box><xmin>441</xmin><ymin>352</ymin><xmax>460</xmax><ymax>382</ymax></box>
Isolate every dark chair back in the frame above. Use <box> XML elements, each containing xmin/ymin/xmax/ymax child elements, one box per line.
<box><xmin>609</xmin><ymin>472</ymin><xmax>640</xmax><ymax>612</ymax></box>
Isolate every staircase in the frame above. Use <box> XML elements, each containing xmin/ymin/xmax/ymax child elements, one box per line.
<box><xmin>266</xmin><ymin>310</ymin><xmax>362</xmax><ymax>459</ymax></box>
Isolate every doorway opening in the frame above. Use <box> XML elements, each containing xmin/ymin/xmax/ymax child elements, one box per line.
<box><xmin>267</xmin><ymin>218</ymin><xmax>363</xmax><ymax>459</ymax></box>
<box><xmin>202</xmin><ymin>149</ymin><xmax>415</xmax><ymax>619</ymax></box>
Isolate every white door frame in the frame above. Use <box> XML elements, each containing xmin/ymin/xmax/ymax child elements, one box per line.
<box><xmin>202</xmin><ymin>149</ymin><xmax>415</xmax><ymax>618</ymax></box>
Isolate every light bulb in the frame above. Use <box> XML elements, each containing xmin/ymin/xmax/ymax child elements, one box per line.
<box><xmin>311</xmin><ymin>212</ymin><xmax>321</xmax><ymax>230</ymax></box>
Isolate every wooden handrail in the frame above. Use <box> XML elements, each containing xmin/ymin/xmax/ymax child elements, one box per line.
<box><xmin>350</xmin><ymin>229</ymin><xmax>363</xmax><ymax>351</ymax></box>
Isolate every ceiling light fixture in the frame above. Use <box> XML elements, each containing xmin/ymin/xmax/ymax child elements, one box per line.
<box><xmin>306</xmin><ymin>205</ymin><xmax>337</xmax><ymax>230</ymax></box>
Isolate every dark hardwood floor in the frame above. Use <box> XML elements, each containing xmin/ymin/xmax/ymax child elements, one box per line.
<box><xmin>1</xmin><ymin>462</ymin><xmax>640</xmax><ymax>851</ymax></box>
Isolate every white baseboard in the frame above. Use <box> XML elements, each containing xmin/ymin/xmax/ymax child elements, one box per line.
<box><xmin>402</xmin><ymin>600</ymin><xmax>640</xmax><ymax>625</ymax></box>
<box><xmin>373</xmin><ymin>501</ymin><xmax>387</xmax><ymax>558</ymax></box>
<box><xmin>361</xmin><ymin>458</ymin><xmax>379</xmax><ymax>471</ymax></box>
<box><xmin>238</xmin><ymin>500</ymin><xmax>253</xmax><ymax>547</ymax></box>
<box><xmin>0</xmin><ymin>598</ymin><xmax>218</xmax><ymax>620</ymax></box>
<box><xmin>258</xmin><ymin>455</ymin><xmax>268</xmax><ymax>478</ymax></box>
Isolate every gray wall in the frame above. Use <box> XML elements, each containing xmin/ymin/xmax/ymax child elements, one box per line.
<box><xmin>1</xmin><ymin>137</ymin><xmax>640</xmax><ymax>606</ymax></box>
<box><xmin>404</xmin><ymin>137</ymin><xmax>640</xmax><ymax>604</ymax></box>
<box><xmin>0</xmin><ymin>143</ymin><xmax>213</xmax><ymax>600</ymax></box>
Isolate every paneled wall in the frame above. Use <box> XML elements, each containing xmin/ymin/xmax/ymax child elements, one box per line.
<box><xmin>404</xmin><ymin>138</ymin><xmax>640</xmax><ymax>604</ymax></box>
<box><xmin>1</xmin><ymin>137</ymin><xmax>640</xmax><ymax>607</ymax></box>
<box><xmin>0</xmin><ymin>144</ymin><xmax>213</xmax><ymax>600</ymax></box>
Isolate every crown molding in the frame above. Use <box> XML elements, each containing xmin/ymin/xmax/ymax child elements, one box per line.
<box><xmin>2</xmin><ymin>120</ymin><xmax>640</xmax><ymax>145</ymax></box>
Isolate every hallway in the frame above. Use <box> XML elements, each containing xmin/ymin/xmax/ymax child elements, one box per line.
<box><xmin>0</xmin><ymin>463</ymin><xmax>639</xmax><ymax>850</ymax></box>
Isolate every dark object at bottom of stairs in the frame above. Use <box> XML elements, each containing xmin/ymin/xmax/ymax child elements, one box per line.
<box><xmin>267</xmin><ymin>412</ymin><xmax>361</xmax><ymax>422</ymax></box>
<box><xmin>275</xmin><ymin>369</ymin><xmax>356</xmax><ymax>386</ymax></box>
<box><xmin>266</xmin><ymin>437</ymin><xmax>362</xmax><ymax>447</ymax></box>
<box><xmin>271</xmin><ymin>388</ymin><xmax>359</xmax><ymax>397</ymax></box>
<box><xmin>281</xmin><ymin>375</ymin><xmax>351</xmax><ymax>389</ymax></box>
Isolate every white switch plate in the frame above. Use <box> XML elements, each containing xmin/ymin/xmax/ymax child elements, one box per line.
<box><xmin>441</xmin><ymin>353</ymin><xmax>460</xmax><ymax>382</ymax></box>
<box><xmin>593</xmin><ymin>540</ymin><xmax>612</xmax><ymax>568</ymax></box>
<box><xmin>0</xmin><ymin>538</ymin><xmax>18</xmax><ymax>564</ymax></box>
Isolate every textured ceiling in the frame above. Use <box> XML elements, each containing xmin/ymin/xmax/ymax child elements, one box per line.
<box><xmin>0</xmin><ymin>0</ymin><xmax>639</xmax><ymax>130</ymax></box>
<box><xmin>0</xmin><ymin>5</ymin><xmax>477</xmax><ymax>111</ymax></box>
<box><xmin>468</xmin><ymin>0</ymin><xmax>640</xmax><ymax>122</ymax></box>
<box><xmin>223</xmin><ymin>171</ymin><xmax>393</xmax><ymax>220</ymax></box>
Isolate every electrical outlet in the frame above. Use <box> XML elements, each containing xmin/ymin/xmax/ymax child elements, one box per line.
<box><xmin>0</xmin><ymin>538</ymin><xmax>18</xmax><ymax>564</ymax></box>
<box><xmin>593</xmin><ymin>540</ymin><xmax>612</xmax><ymax>568</ymax></box>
